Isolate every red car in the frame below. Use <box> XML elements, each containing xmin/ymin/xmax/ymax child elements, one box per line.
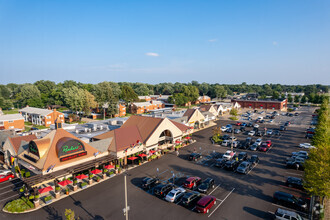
<box><xmin>236</xmin><ymin>122</ymin><xmax>242</xmax><ymax>126</ymax></box>
<box><xmin>259</xmin><ymin>140</ymin><xmax>272</xmax><ymax>152</ymax></box>
<box><xmin>0</xmin><ymin>173</ymin><xmax>15</xmax><ymax>183</ymax></box>
<box><xmin>265</xmin><ymin>140</ymin><xmax>272</xmax><ymax>147</ymax></box>
<box><xmin>183</xmin><ymin>177</ymin><xmax>201</xmax><ymax>189</ymax></box>
<box><xmin>195</xmin><ymin>195</ymin><xmax>217</xmax><ymax>213</ymax></box>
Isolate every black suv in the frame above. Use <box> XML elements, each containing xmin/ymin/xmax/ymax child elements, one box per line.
<box><xmin>237</xmin><ymin>152</ymin><xmax>248</xmax><ymax>162</ymax></box>
<box><xmin>141</xmin><ymin>177</ymin><xmax>159</xmax><ymax>190</ymax></box>
<box><xmin>215</xmin><ymin>158</ymin><xmax>227</xmax><ymax>168</ymax></box>
<box><xmin>181</xmin><ymin>191</ymin><xmax>201</xmax><ymax>207</ymax></box>
<box><xmin>273</xmin><ymin>191</ymin><xmax>307</xmax><ymax>211</ymax></box>
<box><xmin>248</xmin><ymin>155</ymin><xmax>259</xmax><ymax>165</ymax></box>
<box><xmin>153</xmin><ymin>184</ymin><xmax>174</xmax><ymax>198</ymax></box>
<box><xmin>224</xmin><ymin>160</ymin><xmax>239</xmax><ymax>171</ymax></box>
<box><xmin>280</xmin><ymin>126</ymin><xmax>286</xmax><ymax>131</ymax></box>
<box><xmin>189</xmin><ymin>153</ymin><xmax>202</xmax><ymax>161</ymax></box>
<box><xmin>222</xmin><ymin>134</ymin><xmax>230</xmax><ymax>140</ymax></box>
<box><xmin>286</xmin><ymin>177</ymin><xmax>303</xmax><ymax>190</ymax></box>
<box><xmin>197</xmin><ymin>178</ymin><xmax>215</xmax><ymax>194</ymax></box>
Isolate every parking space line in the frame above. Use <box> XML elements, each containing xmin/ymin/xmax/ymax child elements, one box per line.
<box><xmin>285</xmin><ymin>172</ymin><xmax>303</xmax><ymax>177</ymax></box>
<box><xmin>0</xmin><ymin>193</ymin><xmax>18</xmax><ymax>202</ymax></box>
<box><xmin>208</xmin><ymin>184</ymin><xmax>220</xmax><ymax>195</ymax></box>
<box><xmin>158</xmin><ymin>169</ymin><xmax>168</xmax><ymax>176</ymax></box>
<box><xmin>208</xmin><ymin>188</ymin><xmax>235</xmax><ymax>218</ymax></box>
<box><xmin>0</xmin><ymin>179</ymin><xmax>21</xmax><ymax>186</ymax></box>
<box><xmin>247</xmin><ymin>163</ymin><xmax>258</xmax><ymax>175</ymax></box>
<box><xmin>266</xmin><ymin>146</ymin><xmax>273</xmax><ymax>154</ymax></box>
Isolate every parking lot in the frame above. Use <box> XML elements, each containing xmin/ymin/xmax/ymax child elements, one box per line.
<box><xmin>0</xmin><ymin>106</ymin><xmax>316</xmax><ymax>220</ymax></box>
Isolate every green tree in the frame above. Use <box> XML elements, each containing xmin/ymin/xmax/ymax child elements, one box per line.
<box><xmin>230</xmin><ymin>108</ymin><xmax>238</xmax><ymax>116</ymax></box>
<box><xmin>213</xmin><ymin>85</ymin><xmax>227</xmax><ymax>99</ymax></box>
<box><xmin>272</xmin><ymin>91</ymin><xmax>280</xmax><ymax>99</ymax></box>
<box><xmin>20</xmin><ymin>84</ymin><xmax>41</xmax><ymax>107</ymax></box>
<box><xmin>168</xmin><ymin>93</ymin><xmax>188</xmax><ymax>106</ymax></box>
<box><xmin>181</xmin><ymin>85</ymin><xmax>199</xmax><ymax>102</ymax></box>
<box><xmin>294</xmin><ymin>95</ymin><xmax>300</xmax><ymax>103</ymax></box>
<box><xmin>121</xmin><ymin>85</ymin><xmax>138</xmax><ymax>102</ymax></box>
<box><xmin>133</xmin><ymin>84</ymin><xmax>151</xmax><ymax>96</ymax></box>
<box><xmin>301</xmin><ymin>95</ymin><xmax>307</xmax><ymax>103</ymax></box>
<box><xmin>92</xmin><ymin>82</ymin><xmax>119</xmax><ymax>117</ymax></box>
<box><xmin>62</xmin><ymin>86</ymin><xmax>85</xmax><ymax>112</ymax></box>
<box><xmin>287</xmin><ymin>94</ymin><xmax>293</xmax><ymax>103</ymax></box>
<box><xmin>82</xmin><ymin>90</ymin><xmax>98</xmax><ymax>115</ymax></box>
<box><xmin>199</xmin><ymin>83</ymin><xmax>209</xmax><ymax>95</ymax></box>
<box><xmin>34</xmin><ymin>80</ymin><xmax>56</xmax><ymax>94</ymax></box>
<box><xmin>65</xmin><ymin>209</ymin><xmax>75</xmax><ymax>220</ymax></box>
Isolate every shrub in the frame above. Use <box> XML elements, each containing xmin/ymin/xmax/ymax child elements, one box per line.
<box><xmin>19</xmin><ymin>186</ymin><xmax>25</xmax><ymax>193</ymax></box>
<box><xmin>73</xmin><ymin>179</ymin><xmax>77</xmax><ymax>185</ymax></box>
<box><xmin>103</xmin><ymin>169</ymin><xmax>108</xmax><ymax>173</ymax></box>
<box><xmin>28</xmin><ymin>195</ymin><xmax>34</xmax><ymax>200</ymax></box>
<box><xmin>229</xmin><ymin>116</ymin><xmax>238</xmax><ymax>121</ymax></box>
<box><xmin>26</xmin><ymin>201</ymin><xmax>34</xmax><ymax>208</ymax></box>
<box><xmin>25</xmin><ymin>172</ymin><xmax>30</xmax><ymax>178</ymax></box>
<box><xmin>89</xmin><ymin>174</ymin><xmax>93</xmax><ymax>179</ymax></box>
<box><xmin>21</xmin><ymin>197</ymin><xmax>27</xmax><ymax>203</ymax></box>
<box><xmin>115</xmin><ymin>164</ymin><xmax>120</xmax><ymax>169</ymax></box>
<box><xmin>81</xmin><ymin>182</ymin><xmax>87</xmax><ymax>187</ymax></box>
<box><xmin>44</xmin><ymin>196</ymin><xmax>52</xmax><ymax>202</ymax></box>
<box><xmin>55</xmin><ymin>186</ymin><xmax>61</xmax><ymax>192</ymax></box>
<box><xmin>109</xmin><ymin>171</ymin><xmax>114</xmax><ymax>175</ymax></box>
<box><xmin>4</xmin><ymin>198</ymin><xmax>31</xmax><ymax>213</ymax></box>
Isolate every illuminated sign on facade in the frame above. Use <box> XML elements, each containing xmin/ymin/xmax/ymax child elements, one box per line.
<box><xmin>57</xmin><ymin>139</ymin><xmax>85</xmax><ymax>157</ymax></box>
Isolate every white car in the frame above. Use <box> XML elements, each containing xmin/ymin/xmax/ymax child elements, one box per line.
<box><xmin>222</xmin><ymin>140</ymin><xmax>231</xmax><ymax>146</ymax></box>
<box><xmin>165</xmin><ymin>187</ymin><xmax>186</xmax><ymax>203</ymax></box>
<box><xmin>223</xmin><ymin>150</ymin><xmax>236</xmax><ymax>160</ymax></box>
<box><xmin>248</xmin><ymin>131</ymin><xmax>255</xmax><ymax>136</ymax></box>
<box><xmin>220</xmin><ymin>126</ymin><xmax>227</xmax><ymax>132</ymax></box>
<box><xmin>299</xmin><ymin>143</ymin><xmax>316</xmax><ymax>149</ymax></box>
<box><xmin>254</xmin><ymin>124</ymin><xmax>260</xmax><ymax>128</ymax></box>
<box><xmin>266</xmin><ymin>130</ymin><xmax>273</xmax><ymax>135</ymax></box>
<box><xmin>0</xmin><ymin>169</ymin><xmax>12</xmax><ymax>176</ymax></box>
<box><xmin>255</xmin><ymin>138</ymin><xmax>262</xmax><ymax>146</ymax></box>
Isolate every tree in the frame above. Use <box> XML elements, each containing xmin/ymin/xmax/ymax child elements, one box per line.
<box><xmin>181</xmin><ymin>85</ymin><xmax>199</xmax><ymax>103</ymax></box>
<box><xmin>272</xmin><ymin>91</ymin><xmax>280</xmax><ymax>99</ymax></box>
<box><xmin>294</xmin><ymin>95</ymin><xmax>300</xmax><ymax>103</ymax></box>
<box><xmin>92</xmin><ymin>82</ymin><xmax>119</xmax><ymax>117</ymax></box>
<box><xmin>34</xmin><ymin>80</ymin><xmax>56</xmax><ymax>94</ymax></box>
<box><xmin>65</xmin><ymin>209</ymin><xmax>75</xmax><ymax>220</ymax></box>
<box><xmin>62</xmin><ymin>86</ymin><xmax>85</xmax><ymax>112</ymax></box>
<box><xmin>213</xmin><ymin>85</ymin><xmax>227</xmax><ymax>99</ymax></box>
<box><xmin>301</xmin><ymin>95</ymin><xmax>307</xmax><ymax>103</ymax></box>
<box><xmin>288</xmin><ymin>94</ymin><xmax>293</xmax><ymax>103</ymax></box>
<box><xmin>83</xmin><ymin>90</ymin><xmax>98</xmax><ymax>115</ymax></box>
<box><xmin>121</xmin><ymin>85</ymin><xmax>138</xmax><ymax>102</ymax></box>
<box><xmin>168</xmin><ymin>93</ymin><xmax>188</xmax><ymax>106</ymax></box>
<box><xmin>133</xmin><ymin>84</ymin><xmax>151</xmax><ymax>96</ymax></box>
<box><xmin>20</xmin><ymin>84</ymin><xmax>41</xmax><ymax>107</ymax></box>
<box><xmin>199</xmin><ymin>83</ymin><xmax>209</xmax><ymax>95</ymax></box>
<box><xmin>230</xmin><ymin>108</ymin><xmax>238</xmax><ymax>116</ymax></box>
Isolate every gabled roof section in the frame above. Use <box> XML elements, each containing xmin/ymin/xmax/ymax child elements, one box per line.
<box><xmin>8</xmin><ymin>134</ymin><xmax>37</xmax><ymax>154</ymax></box>
<box><xmin>113</xmin><ymin>126</ymin><xmax>143</xmax><ymax>152</ymax></box>
<box><xmin>199</xmin><ymin>105</ymin><xmax>212</xmax><ymax>112</ymax></box>
<box><xmin>170</xmin><ymin>120</ymin><xmax>190</xmax><ymax>132</ymax></box>
<box><xmin>121</xmin><ymin>115</ymin><xmax>163</xmax><ymax>143</ymax></box>
<box><xmin>183</xmin><ymin>109</ymin><xmax>196</xmax><ymax>122</ymax></box>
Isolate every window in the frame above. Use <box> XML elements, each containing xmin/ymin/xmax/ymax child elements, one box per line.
<box><xmin>0</xmin><ymin>122</ymin><xmax>3</xmax><ymax>126</ymax></box>
<box><xmin>9</xmin><ymin>120</ymin><xmax>13</xmax><ymax>123</ymax></box>
<box><xmin>47</xmin><ymin>116</ymin><xmax>51</xmax><ymax>119</ymax></box>
<box><xmin>59</xmin><ymin>115</ymin><xmax>63</xmax><ymax>117</ymax></box>
<box><xmin>283</xmin><ymin>215</ymin><xmax>290</xmax><ymax>219</ymax></box>
<box><xmin>47</xmin><ymin>121</ymin><xmax>51</xmax><ymax>124</ymax></box>
<box><xmin>9</xmin><ymin>126</ymin><xmax>14</xmax><ymax>129</ymax></box>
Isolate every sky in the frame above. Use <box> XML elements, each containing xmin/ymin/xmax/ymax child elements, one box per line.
<box><xmin>0</xmin><ymin>0</ymin><xmax>329</xmax><ymax>85</ymax></box>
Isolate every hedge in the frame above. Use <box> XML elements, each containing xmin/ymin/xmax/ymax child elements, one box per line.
<box><xmin>44</xmin><ymin>196</ymin><xmax>52</xmax><ymax>202</ymax></box>
<box><xmin>4</xmin><ymin>198</ymin><xmax>31</xmax><ymax>213</ymax></box>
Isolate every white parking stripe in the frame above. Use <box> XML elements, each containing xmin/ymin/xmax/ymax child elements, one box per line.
<box><xmin>0</xmin><ymin>193</ymin><xmax>18</xmax><ymax>202</ymax></box>
<box><xmin>208</xmin><ymin>184</ymin><xmax>220</xmax><ymax>195</ymax></box>
<box><xmin>208</xmin><ymin>188</ymin><xmax>235</xmax><ymax>218</ymax></box>
<box><xmin>247</xmin><ymin>163</ymin><xmax>258</xmax><ymax>175</ymax></box>
<box><xmin>285</xmin><ymin>172</ymin><xmax>303</xmax><ymax>177</ymax></box>
<box><xmin>158</xmin><ymin>169</ymin><xmax>168</xmax><ymax>176</ymax></box>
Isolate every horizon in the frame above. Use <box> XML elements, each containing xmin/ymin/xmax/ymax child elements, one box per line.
<box><xmin>0</xmin><ymin>0</ymin><xmax>329</xmax><ymax>84</ymax></box>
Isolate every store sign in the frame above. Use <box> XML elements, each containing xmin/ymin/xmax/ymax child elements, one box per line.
<box><xmin>58</xmin><ymin>140</ymin><xmax>85</xmax><ymax>157</ymax></box>
<box><xmin>29</xmin><ymin>142</ymin><xmax>39</xmax><ymax>157</ymax></box>
<box><xmin>60</xmin><ymin>151</ymin><xmax>87</xmax><ymax>162</ymax></box>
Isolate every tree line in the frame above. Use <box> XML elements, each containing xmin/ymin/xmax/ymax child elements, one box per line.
<box><xmin>0</xmin><ymin>80</ymin><xmax>328</xmax><ymax>114</ymax></box>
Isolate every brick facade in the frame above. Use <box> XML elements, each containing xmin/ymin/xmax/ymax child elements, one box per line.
<box><xmin>0</xmin><ymin>118</ymin><xmax>25</xmax><ymax>130</ymax></box>
<box><xmin>232</xmin><ymin>99</ymin><xmax>287</xmax><ymax>111</ymax></box>
<box><xmin>114</xmin><ymin>104</ymin><xmax>126</xmax><ymax>117</ymax></box>
<box><xmin>129</xmin><ymin>101</ymin><xmax>165</xmax><ymax>114</ymax></box>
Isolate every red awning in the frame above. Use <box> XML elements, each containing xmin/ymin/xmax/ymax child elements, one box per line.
<box><xmin>175</xmin><ymin>140</ymin><xmax>181</xmax><ymax>144</ymax></box>
<box><xmin>138</xmin><ymin>153</ymin><xmax>148</xmax><ymax>157</ymax></box>
<box><xmin>76</xmin><ymin>174</ymin><xmax>88</xmax><ymax>180</ymax></box>
<box><xmin>127</xmin><ymin>156</ymin><xmax>138</xmax><ymax>160</ymax></box>
<box><xmin>38</xmin><ymin>186</ymin><xmax>53</xmax><ymax>194</ymax></box>
<box><xmin>58</xmin><ymin>179</ymin><xmax>73</xmax><ymax>187</ymax></box>
<box><xmin>149</xmin><ymin>150</ymin><xmax>156</xmax><ymax>154</ymax></box>
<box><xmin>91</xmin><ymin>169</ymin><xmax>102</xmax><ymax>174</ymax></box>
<box><xmin>104</xmin><ymin>165</ymin><xmax>114</xmax><ymax>169</ymax></box>
<box><xmin>185</xmin><ymin>136</ymin><xmax>191</xmax><ymax>140</ymax></box>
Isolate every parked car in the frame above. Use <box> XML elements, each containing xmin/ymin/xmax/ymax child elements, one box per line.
<box><xmin>305</xmin><ymin>133</ymin><xmax>314</xmax><ymax>139</ymax></box>
<box><xmin>223</xmin><ymin>150</ymin><xmax>236</xmax><ymax>160</ymax></box>
<box><xmin>255</xmin><ymin>138</ymin><xmax>262</xmax><ymax>145</ymax></box>
<box><xmin>273</xmin><ymin>191</ymin><xmax>307</xmax><ymax>211</ymax></box>
<box><xmin>0</xmin><ymin>173</ymin><xmax>15</xmax><ymax>183</ymax></box>
<box><xmin>226</xmin><ymin>124</ymin><xmax>233</xmax><ymax>128</ymax></box>
<box><xmin>254</xmin><ymin>124</ymin><xmax>260</xmax><ymax>128</ymax></box>
<box><xmin>280</xmin><ymin>126</ymin><xmax>287</xmax><ymax>131</ymax></box>
<box><xmin>247</xmin><ymin>122</ymin><xmax>253</xmax><ymax>127</ymax></box>
<box><xmin>215</xmin><ymin>158</ymin><xmax>227</xmax><ymax>168</ymax></box>
<box><xmin>234</xmin><ymin>129</ymin><xmax>241</xmax><ymax>134</ymax></box>
<box><xmin>224</xmin><ymin>160</ymin><xmax>239</xmax><ymax>171</ymax></box>
<box><xmin>220</xmin><ymin>126</ymin><xmax>228</xmax><ymax>132</ymax></box>
<box><xmin>153</xmin><ymin>184</ymin><xmax>174</xmax><ymax>198</ymax></box>
<box><xmin>236</xmin><ymin>161</ymin><xmax>252</xmax><ymax>174</ymax></box>
<box><xmin>189</xmin><ymin>153</ymin><xmax>202</xmax><ymax>161</ymax></box>
<box><xmin>236</xmin><ymin>122</ymin><xmax>242</xmax><ymax>126</ymax></box>
<box><xmin>256</xmin><ymin>131</ymin><xmax>265</xmax><ymax>137</ymax></box>
<box><xmin>195</xmin><ymin>196</ymin><xmax>217</xmax><ymax>213</ymax></box>
<box><xmin>181</xmin><ymin>191</ymin><xmax>201</xmax><ymax>207</ymax></box>
<box><xmin>221</xmin><ymin>140</ymin><xmax>231</xmax><ymax>147</ymax></box>
<box><xmin>239</xmin><ymin>126</ymin><xmax>246</xmax><ymax>131</ymax></box>
<box><xmin>292</xmin><ymin>151</ymin><xmax>308</xmax><ymax>157</ymax></box>
<box><xmin>248</xmin><ymin>155</ymin><xmax>259</xmax><ymax>165</ymax></box>
<box><xmin>0</xmin><ymin>169</ymin><xmax>12</xmax><ymax>176</ymax></box>
<box><xmin>237</xmin><ymin>152</ymin><xmax>248</xmax><ymax>162</ymax></box>
<box><xmin>299</xmin><ymin>143</ymin><xmax>315</xmax><ymax>149</ymax></box>
<box><xmin>266</xmin><ymin>129</ymin><xmax>273</xmax><ymax>135</ymax></box>
<box><xmin>165</xmin><ymin>187</ymin><xmax>186</xmax><ymax>203</ymax></box>
<box><xmin>241</xmin><ymin>122</ymin><xmax>247</xmax><ymax>127</ymax></box>
<box><xmin>197</xmin><ymin>178</ymin><xmax>215</xmax><ymax>193</ymax></box>
<box><xmin>222</xmin><ymin>134</ymin><xmax>230</xmax><ymax>140</ymax></box>
<box><xmin>274</xmin><ymin>130</ymin><xmax>281</xmax><ymax>136</ymax></box>
<box><xmin>259</xmin><ymin>142</ymin><xmax>269</xmax><ymax>152</ymax></box>
<box><xmin>248</xmin><ymin>130</ymin><xmax>255</xmax><ymax>136</ymax></box>
<box><xmin>241</xmin><ymin>137</ymin><xmax>252</xmax><ymax>149</ymax></box>
<box><xmin>286</xmin><ymin>177</ymin><xmax>303</xmax><ymax>190</ymax></box>
<box><xmin>286</xmin><ymin>157</ymin><xmax>305</xmax><ymax>170</ymax></box>
<box><xmin>232</xmin><ymin>141</ymin><xmax>241</xmax><ymax>148</ymax></box>
<box><xmin>209</xmin><ymin>152</ymin><xmax>222</xmax><ymax>159</ymax></box>
<box><xmin>183</xmin><ymin>177</ymin><xmax>202</xmax><ymax>189</ymax></box>
<box><xmin>249</xmin><ymin>143</ymin><xmax>259</xmax><ymax>151</ymax></box>
<box><xmin>274</xmin><ymin>208</ymin><xmax>303</xmax><ymax>220</ymax></box>
<box><xmin>226</xmin><ymin>128</ymin><xmax>233</xmax><ymax>133</ymax></box>
<box><xmin>141</xmin><ymin>177</ymin><xmax>159</xmax><ymax>190</ymax></box>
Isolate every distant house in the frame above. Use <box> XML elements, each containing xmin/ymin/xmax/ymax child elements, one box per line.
<box><xmin>214</xmin><ymin>102</ymin><xmax>239</xmax><ymax>115</ymax></box>
<box><xmin>183</xmin><ymin>109</ymin><xmax>206</xmax><ymax>129</ymax></box>
<box><xmin>129</xmin><ymin>101</ymin><xmax>165</xmax><ymax>114</ymax></box>
<box><xmin>195</xmin><ymin>96</ymin><xmax>211</xmax><ymax>104</ymax></box>
<box><xmin>19</xmin><ymin>107</ymin><xmax>64</xmax><ymax>127</ymax></box>
<box><xmin>0</xmin><ymin>114</ymin><xmax>25</xmax><ymax>131</ymax></box>
<box><xmin>199</xmin><ymin>105</ymin><xmax>218</xmax><ymax>117</ymax></box>
<box><xmin>101</xmin><ymin>102</ymin><xmax>126</xmax><ymax>118</ymax></box>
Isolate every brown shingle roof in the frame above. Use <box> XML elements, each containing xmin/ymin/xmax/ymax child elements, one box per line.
<box><xmin>183</xmin><ymin>109</ymin><xmax>196</xmax><ymax>121</ymax></box>
<box><xmin>171</xmin><ymin>120</ymin><xmax>190</xmax><ymax>131</ymax></box>
<box><xmin>113</xmin><ymin>126</ymin><xmax>143</xmax><ymax>152</ymax></box>
<box><xmin>9</xmin><ymin>135</ymin><xmax>37</xmax><ymax>154</ymax></box>
<box><xmin>199</xmin><ymin>105</ymin><xmax>212</xmax><ymax>112</ymax></box>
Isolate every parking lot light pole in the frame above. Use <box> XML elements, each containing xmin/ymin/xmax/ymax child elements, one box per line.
<box><xmin>124</xmin><ymin>173</ymin><xmax>129</xmax><ymax>220</ymax></box>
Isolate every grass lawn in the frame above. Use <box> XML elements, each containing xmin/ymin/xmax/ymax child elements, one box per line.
<box><xmin>2</xmin><ymin>109</ymin><xmax>19</xmax><ymax>114</ymax></box>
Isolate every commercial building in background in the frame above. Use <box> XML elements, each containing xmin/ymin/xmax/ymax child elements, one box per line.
<box><xmin>129</xmin><ymin>101</ymin><xmax>165</xmax><ymax>114</ymax></box>
<box><xmin>195</xmin><ymin>95</ymin><xmax>211</xmax><ymax>104</ymax></box>
<box><xmin>0</xmin><ymin>114</ymin><xmax>25</xmax><ymax>131</ymax></box>
<box><xmin>232</xmin><ymin>99</ymin><xmax>287</xmax><ymax>111</ymax></box>
<box><xmin>19</xmin><ymin>107</ymin><xmax>64</xmax><ymax>127</ymax></box>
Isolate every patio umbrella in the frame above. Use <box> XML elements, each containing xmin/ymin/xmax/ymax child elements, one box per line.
<box><xmin>138</xmin><ymin>153</ymin><xmax>148</xmax><ymax>157</ymax></box>
<box><xmin>76</xmin><ymin>174</ymin><xmax>88</xmax><ymax>180</ymax></box>
<box><xmin>149</xmin><ymin>150</ymin><xmax>156</xmax><ymax>154</ymax></box>
<box><xmin>58</xmin><ymin>179</ymin><xmax>73</xmax><ymax>187</ymax></box>
<box><xmin>91</xmin><ymin>169</ymin><xmax>102</xmax><ymax>174</ymax></box>
<box><xmin>38</xmin><ymin>186</ymin><xmax>53</xmax><ymax>194</ymax></box>
<box><xmin>127</xmin><ymin>156</ymin><xmax>138</xmax><ymax>160</ymax></box>
<box><xmin>104</xmin><ymin>165</ymin><xmax>114</xmax><ymax>169</ymax></box>
<box><xmin>175</xmin><ymin>140</ymin><xmax>181</xmax><ymax>144</ymax></box>
<box><xmin>185</xmin><ymin>136</ymin><xmax>191</xmax><ymax>140</ymax></box>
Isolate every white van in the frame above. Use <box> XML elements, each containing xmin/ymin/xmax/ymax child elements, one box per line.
<box><xmin>274</xmin><ymin>208</ymin><xmax>303</xmax><ymax>220</ymax></box>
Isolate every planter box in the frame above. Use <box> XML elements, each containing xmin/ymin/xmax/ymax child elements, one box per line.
<box><xmin>81</xmin><ymin>185</ymin><xmax>87</xmax><ymax>189</ymax></box>
<box><xmin>88</xmin><ymin>179</ymin><xmax>93</xmax><ymax>185</ymax></box>
<box><xmin>33</xmin><ymin>200</ymin><xmax>39</xmax><ymax>208</ymax></box>
<box><xmin>45</xmin><ymin>199</ymin><xmax>52</xmax><ymax>204</ymax></box>
<box><xmin>102</xmin><ymin>174</ymin><xmax>106</xmax><ymax>179</ymax></box>
<box><xmin>73</xmin><ymin>185</ymin><xmax>78</xmax><ymax>191</ymax></box>
<box><xmin>55</xmin><ymin>192</ymin><xmax>60</xmax><ymax>199</ymax></box>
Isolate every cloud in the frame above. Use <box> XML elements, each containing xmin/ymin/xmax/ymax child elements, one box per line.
<box><xmin>208</xmin><ymin>39</ymin><xmax>218</xmax><ymax>42</ymax></box>
<box><xmin>145</xmin><ymin>52</ymin><xmax>159</xmax><ymax>57</ymax></box>
<box><xmin>273</xmin><ymin>41</ymin><xmax>278</xmax><ymax>46</ymax></box>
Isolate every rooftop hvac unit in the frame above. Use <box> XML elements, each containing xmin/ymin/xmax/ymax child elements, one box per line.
<box><xmin>75</xmin><ymin>130</ymin><xmax>79</xmax><ymax>134</ymax></box>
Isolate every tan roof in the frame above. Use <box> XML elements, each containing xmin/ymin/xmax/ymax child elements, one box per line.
<box><xmin>8</xmin><ymin>135</ymin><xmax>37</xmax><ymax>154</ymax></box>
<box><xmin>18</xmin><ymin>129</ymin><xmax>99</xmax><ymax>172</ymax></box>
<box><xmin>183</xmin><ymin>109</ymin><xmax>196</xmax><ymax>121</ymax></box>
<box><xmin>121</xmin><ymin>115</ymin><xmax>163</xmax><ymax>143</ymax></box>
